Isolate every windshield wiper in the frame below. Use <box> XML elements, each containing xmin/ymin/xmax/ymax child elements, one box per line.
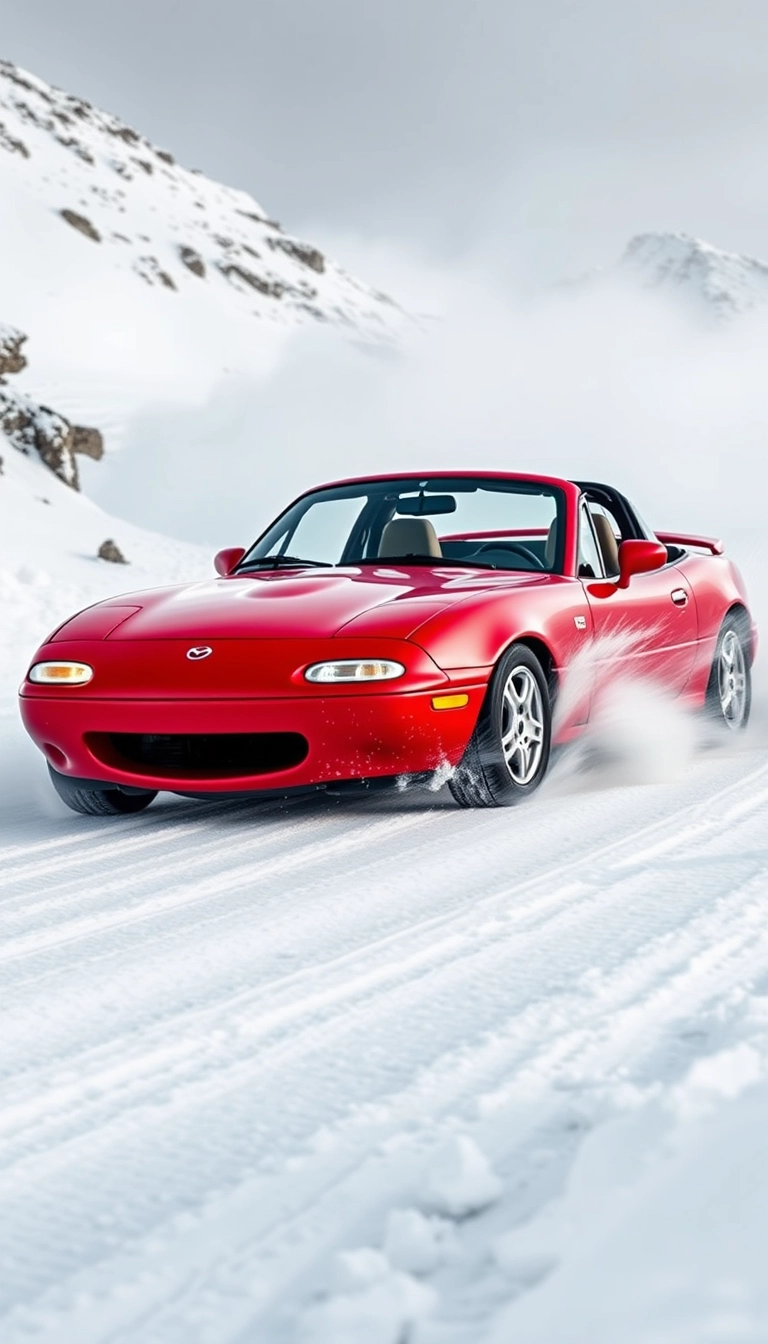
<box><xmin>236</xmin><ymin>555</ymin><xmax>333</xmax><ymax>571</ymax></box>
<box><xmin>238</xmin><ymin>554</ymin><xmax>504</xmax><ymax>573</ymax></box>
<box><xmin>355</xmin><ymin>555</ymin><xmax>500</xmax><ymax>569</ymax></box>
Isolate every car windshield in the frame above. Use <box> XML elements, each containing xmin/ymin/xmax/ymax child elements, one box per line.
<box><xmin>237</xmin><ymin>477</ymin><xmax>565</xmax><ymax>574</ymax></box>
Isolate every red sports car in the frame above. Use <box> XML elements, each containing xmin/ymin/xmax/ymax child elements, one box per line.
<box><xmin>20</xmin><ymin>472</ymin><xmax>756</xmax><ymax>815</ymax></box>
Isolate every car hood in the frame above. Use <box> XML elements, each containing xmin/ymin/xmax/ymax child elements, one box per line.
<box><xmin>53</xmin><ymin>566</ymin><xmax>550</xmax><ymax>643</ymax></box>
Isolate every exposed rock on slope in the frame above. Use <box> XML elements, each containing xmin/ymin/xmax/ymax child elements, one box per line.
<box><xmin>0</xmin><ymin>389</ymin><xmax>78</xmax><ymax>487</ymax></box>
<box><xmin>60</xmin><ymin>208</ymin><xmax>101</xmax><ymax>242</ymax></box>
<box><xmin>0</xmin><ymin>324</ymin><xmax>27</xmax><ymax>378</ymax></box>
<box><xmin>0</xmin><ymin>325</ymin><xmax>103</xmax><ymax>488</ymax></box>
<box><xmin>97</xmin><ymin>537</ymin><xmax>127</xmax><ymax>563</ymax></box>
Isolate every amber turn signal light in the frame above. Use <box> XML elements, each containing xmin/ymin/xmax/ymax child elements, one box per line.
<box><xmin>431</xmin><ymin>693</ymin><xmax>470</xmax><ymax>710</ymax></box>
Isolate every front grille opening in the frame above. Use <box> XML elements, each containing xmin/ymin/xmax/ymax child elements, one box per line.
<box><xmin>102</xmin><ymin>732</ymin><xmax>308</xmax><ymax>777</ymax></box>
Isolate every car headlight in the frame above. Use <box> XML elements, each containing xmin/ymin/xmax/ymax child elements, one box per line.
<box><xmin>305</xmin><ymin>659</ymin><xmax>406</xmax><ymax>684</ymax></box>
<box><xmin>29</xmin><ymin>661</ymin><xmax>94</xmax><ymax>686</ymax></box>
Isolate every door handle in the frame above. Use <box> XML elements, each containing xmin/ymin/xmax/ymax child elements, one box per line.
<box><xmin>670</xmin><ymin>588</ymin><xmax>689</xmax><ymax>607</ymax></box>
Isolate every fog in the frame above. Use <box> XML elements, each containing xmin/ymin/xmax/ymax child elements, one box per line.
<box><xmin>88</xmin><ymin>271</ymin><xmax>768</xmax><ymax>630</ymax></box>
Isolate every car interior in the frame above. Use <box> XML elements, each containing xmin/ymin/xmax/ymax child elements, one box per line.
<box><xmin>375</xmin><ymin>499</ymin><xmax>558</xmax><ymax>571</ymax></box>
<box><xmin>239</xmin><ymin>478</ymin><xmax>685</xmax><ymax>577</ymax></box>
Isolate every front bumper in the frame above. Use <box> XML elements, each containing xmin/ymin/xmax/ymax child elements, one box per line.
<box><xmin>19</xmin><ymin>687</ymin><xmax>486</xmax><ymax>794</ymax></box>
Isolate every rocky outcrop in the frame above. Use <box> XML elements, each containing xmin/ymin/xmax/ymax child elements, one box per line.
<box><xmin>134</xmin><ymin>254</ymin><xmax>176</xmax><ymax>289</ymax></box>
<box><xmin>0</xmin><ymin>121</ymin><xmax>29</xmax><ymax>157</ymax></box>
<box><xmin>0</xmin><ymin>323</ymin><xmax>27</xmax><ymax>378</ymax></box>
<box><xmin>60</xmin><ymin>208</ymin><xmax>101</xmax><ymax>242</ymax></box>
<box><xmin>218</xmin><ymin>261</ymin><xmax>284</xmax><ymax>298</ymax></box>
<box><xmin>98</xmin><ymin>538</ymin><xmax>127</xmax><ymax>563</ymax></box>
<box><xmin>71</xmin><ymin>425</ymin><xmax>104</xmax><ymax>460</ymax></box>
<box><xmin>0</xmin><ymin>324</ymin><xmax>104</xmax><ymax>488</ymax></box>
<box><xmin>268</xmin><ymin>236</ymin><xmax>325</xmax><ymax>274</ymax></box>
<box><xmin>179</xmin><ymin>245</ymin><xmax>205</xmax><ymax>278</ymax></box>
<box><xmin>0</xmin><ymin>388</ymin><xmax>79</xmax><ymax>487</ymax></box>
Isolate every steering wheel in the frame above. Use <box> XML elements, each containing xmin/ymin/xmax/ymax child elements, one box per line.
<box><xmin>473</xmin><ymin>541</ymin><xmax>545</xmax><ymax>569</ymax></box>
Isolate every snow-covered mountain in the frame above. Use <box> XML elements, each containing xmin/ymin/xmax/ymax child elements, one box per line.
<box><xmin>0</xmin><ymin>59</ymin><xmax>403</xmax><ymax>340</ymax></box>
<box><xmin>616</xmin><ymin>231</ymin><xmax>768</xmax><ymax>319</ymax></box>
<box><xmin>0</xmin><ymin>58</ymin><xmax>411</xmax><ymax>486</ymax></box>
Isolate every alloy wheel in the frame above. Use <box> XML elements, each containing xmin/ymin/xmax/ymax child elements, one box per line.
<box><xmin>500</xmin><ymin>665</ymin><xmax>545</xmax><ymax>784</ymax></box>
<box><xmin>717</xmin><ymin>629</ymin><xmax>748</xmax><ymax>729</ymax></box>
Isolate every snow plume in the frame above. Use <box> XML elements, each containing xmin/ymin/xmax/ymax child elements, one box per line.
<box><xmin>550</xmin><ymin>630</ymin><xmax>698</xmax><ymax>788</ymax></box>
<box><xmin>553</xmin><ymin>628</ymin><xmax>652</xmax><ymax>735</ymax></box>
<box><xmin>581</xmin><ymin>677</ymin><xmax>698</xmax><ymax>785</ymax></box>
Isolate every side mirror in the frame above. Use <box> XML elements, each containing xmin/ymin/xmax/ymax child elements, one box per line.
<box><xmin>214</xmin><ymin>546</ymin><xmax>246</xmax><ymax>577</ymax></box>
<box><xmin>617</xmin><ymin>539</ymin><xmax>667</xmax><ymax>588</ymax></box>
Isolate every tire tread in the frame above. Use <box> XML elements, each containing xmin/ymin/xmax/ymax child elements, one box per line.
<box><xmin>48</xmin><ymin>766</ymin><xmax>156</xmax><ymax>815</ymax></box>
<box><xmin>449</xmin><ymin>644</ymin><xmax>551</xmax><ymax>808</ymax></box>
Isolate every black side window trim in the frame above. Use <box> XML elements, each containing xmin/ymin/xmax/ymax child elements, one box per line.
<box><xmin>578</xmin><ymin>500</ymin><xmax>606</xmax><ymax>579</ymax></box>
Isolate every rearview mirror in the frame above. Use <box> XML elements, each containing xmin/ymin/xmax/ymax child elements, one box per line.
<box><xmin>617</xmin><ymin>539</ymin><xmax>667</xmax><ymax>588</ymax></box>
<box><xmin>396</xmin><ymin>494</ymin><xmax>456</xmax><ymax>516</ymax></box>
<box><xmin>214</xmin><ymin>546</ymin><xmax>246</xmax><ymax>577</ymax></box>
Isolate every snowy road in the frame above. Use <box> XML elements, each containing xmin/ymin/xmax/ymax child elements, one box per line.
<box><xmin>2</xmin><ymin>698</ymin><xmax>768</xmax><ymax>1342</ymax></box>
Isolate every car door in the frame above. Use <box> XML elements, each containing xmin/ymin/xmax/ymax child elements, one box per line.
<box><xmin>579</xmin><ymin>504</ymin><xmax>698</xmax><ymax>694</ymax></box>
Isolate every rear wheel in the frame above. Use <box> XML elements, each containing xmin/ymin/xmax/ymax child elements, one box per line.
<box><xmin>449</xmin><ymin>645</ymin><xmax>552</xmax><ymax>807</ymax></box>
<box><xmin>48</xmin><ymin>765</ymin><xmax>157</xmax><ymax>816</ymax></box>
<box><xmin>706</xmin><ymin>614</ymin><xmax>751</xmax><ymax>732</ymax></box>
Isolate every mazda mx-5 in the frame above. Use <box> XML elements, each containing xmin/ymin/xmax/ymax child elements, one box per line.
<box><xmin>20</xmin><ymin>472</ymin><xmax>756</xmax><ymax>814</ymax></box>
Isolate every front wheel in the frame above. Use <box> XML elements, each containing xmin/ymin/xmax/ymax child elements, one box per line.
<box><xmin>48</xmin><ymin>765</ymin><xmax>157</xmax><ymax>816</ymax></box>
<box><xmin>449</xmin><ymin>645</ymin><xmax>552</xmax><ymax>807</ymax></box>
<box><xmin>706</xmin><ymin>614</ymin><xmax>751</xmax><ymax>732</ymax></box>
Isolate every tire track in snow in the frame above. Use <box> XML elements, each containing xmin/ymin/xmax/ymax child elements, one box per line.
<box><xmin>0</xmin><ymin>805</ymin><xmax>443</xmax><ymax>963</ymax></box>
<box><xmin>6</xmin><ymin>784</ymin><xmax>768</xmax><ymax>1338</ymax></box>
<box><xmin>3</xmin><ymin>760</ymin><xmax>767</xmax><ymax>1153</ymax></box>
<box><xmin>5</xmin><ymin>754</ymin><xmax>767</xmax><ymax>975</ymax></box>
<box><xmin>2</xmin><ymin>754</ymin><xmax>768</xmax><ymax>1339</ymax></box>
<box><xmin>0</xmin><ymin>761</ymin><xmax>762</xmax><ymax>1074</ymax></box>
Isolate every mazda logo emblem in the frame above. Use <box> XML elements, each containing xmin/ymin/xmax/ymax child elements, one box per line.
<box><xmin>186</xmin><ymin>646</ymin><xmax>213</xmax><ymax>660</ymax></box>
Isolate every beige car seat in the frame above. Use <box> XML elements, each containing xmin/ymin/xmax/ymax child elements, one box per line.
<box><xmin>379</xmin><ymin>517</ymin><xmax>443</xmax><ymax>558</ymax></box>
<box><xmin>591</xmin><ymin>512</ymin><xmax>620</xmax><ymax>575</ymax></box>
<box><xmin>545</xmin><ymin>520</ymin><xmax>558</xmax><ymax>568</ymax></box>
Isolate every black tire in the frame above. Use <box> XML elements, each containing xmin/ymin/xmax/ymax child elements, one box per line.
<box><xmin>705</xmin><ymin>612</ymin><xmax>752</xmax><ymax>732</ymax></box>
<box><xmin>48</xmin><ymin>765</ymin><xmax>157</xmax><ymax>816</ymax></box>
<box><xmin>449</xmin><ymin>644</ymin><xmax>552</xmax><ymax>807</ymax></box>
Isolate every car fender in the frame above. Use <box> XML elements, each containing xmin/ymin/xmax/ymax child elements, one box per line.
<box><xmin>405</xmin><ymin>578</ymin><xmax>590</xmax><ymax>672</ymax></box>
<box><xmin>671</xmin><ymin>553</ymin><xmax>756</xmax><ymax>702</ymax></box>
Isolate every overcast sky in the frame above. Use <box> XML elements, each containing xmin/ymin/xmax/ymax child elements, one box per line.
<box><xmin>4</xmin><ymin>1</ymin><xmax>768</xmax><ymax>294</ymax></box>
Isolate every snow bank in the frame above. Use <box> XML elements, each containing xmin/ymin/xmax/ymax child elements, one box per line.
<box><xmin>301</xmin><ymin>1254</ymin><xmax>435</xmax><ymax>1344</ymax></box>
<box><xmin>489</xmin><ymin>1049</ymin><xmax>768</xmax><ymax>1343</ymax></box>
<box><xmin>421</xmin><ymin>1134</ymin><xmax>503</xmax><ymax>1218</ymax></box>
<box><xmin>383</xmin><ymin>1207</ymin><xmax>455</xmax><ymax>1274</ymax></box>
